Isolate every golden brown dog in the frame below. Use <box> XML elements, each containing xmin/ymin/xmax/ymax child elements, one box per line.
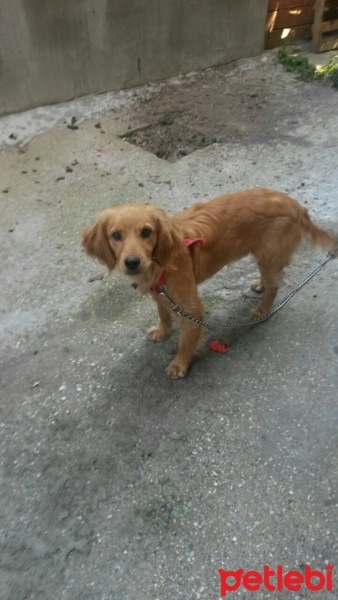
<box><xmin>82</xmin><ymin>188</ymin><xmax>336</xmax><ymax>378</ymax></box>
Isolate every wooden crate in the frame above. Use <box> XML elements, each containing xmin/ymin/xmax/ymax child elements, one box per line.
<box><xmin>313</xmin><ymin>0</ymin><xmax>338</xmax><ymax>51</ymax></box>
<box><xmin>266</xmin><ymin>0</ymin><xmax>338</xmax><ymax>49</ymax></box>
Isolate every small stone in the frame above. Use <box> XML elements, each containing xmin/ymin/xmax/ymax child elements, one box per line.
<box><xmin>88</xmin><ymin>273</ymin><xmax>104</xmax><ymax>283</ymax></box>
<box><xmin>59</xmin><ymin>510</ymin><xmax>69</xmax><ymax>521</ymax></box>
<box><xmin>67</xmin><ymin>117</ymin><xmax>79</xmax><ymax>130</ymax></box>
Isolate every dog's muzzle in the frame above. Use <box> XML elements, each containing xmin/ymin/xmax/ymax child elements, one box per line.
<box><xmin>124</xmin><ymin>256</ymin><xmax>141</xmax><ymax>274</ymax></box>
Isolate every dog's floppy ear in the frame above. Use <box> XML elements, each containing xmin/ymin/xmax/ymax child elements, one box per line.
<box><xmin>152</xmin><ymin>208</ymin><xmax>183</xmax><ymax>267</ymax></box>
<box><xmin>82</xmin><ymin>212</ymin><xmax>116</xmax><ymax>270</ymax></box>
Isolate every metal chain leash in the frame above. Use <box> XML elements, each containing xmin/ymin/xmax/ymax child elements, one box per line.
<box><xmin>158</xmin><ymin>289</ymin><xmax>210</xmax><ymax>327</ymax></box>
<box><xmin>158</xmin><ymin>249</ymin><xmax>337</xmax><ymax>330</ymax></box>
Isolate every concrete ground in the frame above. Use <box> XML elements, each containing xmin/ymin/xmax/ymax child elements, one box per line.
<box><xmin>0</xmin><ymin>51</ymin><xmax>338</xmax><ymax>600</ymax></box>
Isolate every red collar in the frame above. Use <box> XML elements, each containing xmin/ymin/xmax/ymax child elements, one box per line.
<box><xmin>150</xmin><ymin>237</ymin><xmax>206</xmax><ymax>295</ymax></box>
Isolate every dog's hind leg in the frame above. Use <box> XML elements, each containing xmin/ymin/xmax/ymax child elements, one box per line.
<box><xmin>250</xmin><ymin>278</ymin><xmax>265</xmax><ymax>293</ymax></box>
<box><xmin>251</xmin><ymin>223</ymin><xmax>301</xmax><ymax>317</ymax></box>
<box><xmin>251</xmin><ymin>259</ymin><xmax>286</xmax><ymax>318</ymax></box>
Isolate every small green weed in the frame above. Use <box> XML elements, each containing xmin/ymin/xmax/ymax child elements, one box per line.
<box><xmin>278</xmin><ymin>47</ymin><xmax>338</xmax><ymax>88</ymax></box>
<box><xmin>158</xmin><ymin>109</ymin><xmax>181</xmax><ymax>126</ymax></box>
<box><xmin>278</xmin><ymin>47</ymin><xmax>316</xmax><ymax>80</ymax></box>
<box><xmin>316</xmin><ymin>57</ymin><xmax>338</xmax><ymax>88</ymax></box>
<box><xmin>197</xmin><ymin>131</ymin><xmax>210</xmax><ymax>147</ymax></box>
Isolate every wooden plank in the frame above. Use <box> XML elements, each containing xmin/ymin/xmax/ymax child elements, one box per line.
<box><xmin>318</xmin><ymin>36</ymin><xmax>338</xmax><ymax>50</ymax></box>
<box><xmin>268</xmin><ymin>0</ymin><xmax>313</xmax><ymax>10</ymax></box>
<box><xmin>267</xmin><ymin>6</ymin><xmax>315</xmax><ymax>30</ymax></box>
<box><xmin>266</xmin><ymin>24</ymin><xmax>313</xmax><ymax>48</ymax></box>
<box><xmin>313</xmin><ymin>0</ymin><xmax>326</xmax><ymax>51</ymax></box>
<box><xmin>268</xmin><ymin>0</ymin><xmax>337</xmax><ymax>12</ymax></box>
<box><xmin>266</xmin><ymin>3</ymin><xmax>338</xmax><ymax>31</ymax></box>
<box><xmin>321</xmin><ymin>17</ymin><xmax>338</xmax><ymax>31</ymax></box>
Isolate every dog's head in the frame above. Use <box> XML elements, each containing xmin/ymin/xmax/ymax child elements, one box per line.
<box><xmin>82</xmin><ymin>204</ymin><xmax>182</xmax><ymax>277</ymax></box>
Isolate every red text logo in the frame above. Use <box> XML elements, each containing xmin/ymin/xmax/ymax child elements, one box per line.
<box><xmin>218</xmin><ymin>565</ymin><xmax>334</xmax><ymax>596</ymax></box>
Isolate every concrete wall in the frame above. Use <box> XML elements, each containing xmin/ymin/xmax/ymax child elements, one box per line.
<box><xmin>0</xmin><ymin>0</ymin><xmax>268</xmax><ymax>116</ymax></box>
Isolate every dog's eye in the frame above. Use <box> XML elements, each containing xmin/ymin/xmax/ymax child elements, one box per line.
<box><xmin>111</xmin><ymin>231</ymin><xmax>122</xmax><ymax>241</ymax></box>
<box><xmin>140</xmin><ymin>227</ymin><xmax>152</xmax><ymax>238</ymax></box>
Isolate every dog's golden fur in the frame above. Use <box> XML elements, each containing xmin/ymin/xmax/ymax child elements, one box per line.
<box><xmin>82</xmin><ymin>188</ymin><xmax>336</xmax><ymax>378</ymax></box>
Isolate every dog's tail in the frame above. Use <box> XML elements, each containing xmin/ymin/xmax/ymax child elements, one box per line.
<box><xmin>299</xmin><ymin>205</ymin><xmax>337</xmax><ymax>253</ymax></box>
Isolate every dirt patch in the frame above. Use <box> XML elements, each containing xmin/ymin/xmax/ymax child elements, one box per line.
<box><xmin>121</xmin><ymin>119</ymin><xmax>215</xmax><ymax>162</ymax></box>
<box><xmin>118</xmin><ymin>53</ymin><xmax>328</xmax><ymax>161</ymax></box>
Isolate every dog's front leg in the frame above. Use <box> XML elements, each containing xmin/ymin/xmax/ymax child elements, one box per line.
<box><xmin>147</xmin><ymin>296</ymin><xmax>172</xmax><ymax>341</ymax></box>
<box><xmin>167</xmin><ymin>299</ymin><xmax>204</xmax><ymax>379</ymax></box>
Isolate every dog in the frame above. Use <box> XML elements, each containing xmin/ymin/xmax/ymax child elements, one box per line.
<box><xmin>82</xmin><ymin>188</ymin><xmax>336</xmax><ymax>378</ymax></box>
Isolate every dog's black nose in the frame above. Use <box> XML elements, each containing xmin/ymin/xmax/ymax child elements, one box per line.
<box><xmin>124</xmin><ymin>256</ymin><xmax>141</xmax><ymax>272</ymax></box>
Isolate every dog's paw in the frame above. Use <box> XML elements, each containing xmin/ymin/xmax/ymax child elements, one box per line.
<box><xmin>251</xmin><ymin>305</ymin><xmax>268</xmax><ymax>319</ymax></box>
<box><xmin>147</xmin><ymin>325</ymin><xmax>171</xmax><ymax>342</ymax></box>
<box><xmin>250</xmin><ymin>278</ymin><xmax>265</xmax><ymax>293</ymax></box>
<box><xmin>166</xmin><ymin>361</ymin><xmax>188</xmax><ymax>379</ymax></box>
